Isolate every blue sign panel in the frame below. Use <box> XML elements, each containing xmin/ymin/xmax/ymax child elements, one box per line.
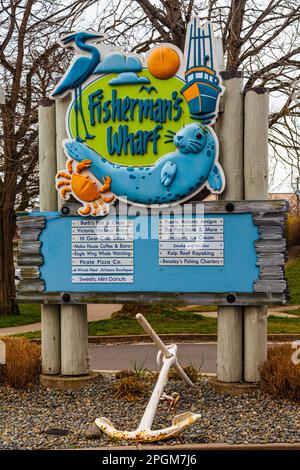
<box><xmin>39</xmin><ymin>212</ymin><xmax>259</xmax><ymax>293</ymax></box>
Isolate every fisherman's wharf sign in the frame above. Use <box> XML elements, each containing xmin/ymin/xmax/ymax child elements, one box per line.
<box><xmin>15</xmin><ymin>16</ymin><xmax>288</xmax><ymax>306</ymax></box>
<box><xmin>51</xmin><ymin>18</ymin><xmax>225</xmax><ymax>215</ymax></box>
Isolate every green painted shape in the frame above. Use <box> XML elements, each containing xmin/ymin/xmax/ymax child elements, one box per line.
<box><xmin>68</xmin><ymin>69</ymin><xmax>192</xmax><ymax>166</ymax></box>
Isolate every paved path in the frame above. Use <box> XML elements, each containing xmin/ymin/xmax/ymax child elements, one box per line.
<box><xmin>179</xmin><ymin>305</ymin><xmax>300</xmax><ymax>319</ymax></box>
<box><xmin>89</xmin><ymin>342</ymin><xmax>281</xmax><ymax>373</ymax></box>
<box><xmin>89</xmin><ymin>342</ymin><xmax>217</xmax><ymax>373</ymax></box>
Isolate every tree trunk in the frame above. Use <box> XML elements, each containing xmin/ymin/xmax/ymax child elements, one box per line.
<box><xmin>0</xmin><ymin>204</ymin><xmax>19</xmax><ymax>315</ymax></box>
<box><xmin>226</xmin><ymin>0</ymin><xmax>246</xmax><ymax>71</ymax></box>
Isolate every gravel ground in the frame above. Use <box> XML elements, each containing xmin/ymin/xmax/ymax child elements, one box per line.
<box><xmin>0</xmin><ymin>376</ymin><xmax>299</xmax><ymax>449</ymax></box>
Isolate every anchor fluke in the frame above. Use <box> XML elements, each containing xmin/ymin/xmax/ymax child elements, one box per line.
<box><xmin>95</xmin><ymin>411</ymin><xmax>201</xmax><ymax>443</ymax></box>
<box><xmin>95</xmin><ymin>313</ymin><xmax>202</xmax><ymax>443</ymax></box>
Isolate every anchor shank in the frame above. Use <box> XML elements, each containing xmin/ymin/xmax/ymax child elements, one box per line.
<box><xmin>136</xmin><ymin>313</ymin><xmax>195</xmax><ymax>387</ymax></box>
<box><xmin>172</xmin><ymin>363</ymin><xmax>195</xmax><ymax>387</ymax></box>
<box><xmin>136</xmin><ymin>313</ymin><xmax>173</xmax><ymax>358</ymax></box>
<box><xmin>138</xmin><ymin>355</ymin><xmax>175</xmax><ymax>432</ymax></box>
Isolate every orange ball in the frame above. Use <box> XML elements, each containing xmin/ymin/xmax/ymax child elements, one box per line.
<box><xmin>147</xmin><ymin>46</ymin><xmax>180</xmax><ymax>80</ymax></box>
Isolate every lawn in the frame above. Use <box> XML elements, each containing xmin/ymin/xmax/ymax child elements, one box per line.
<box><xmin>267</xmin><ymin>316</ymin><xmax>300</xmax><ymax>333</ymax></box>
<box><xmin>284</xmin><ymin>307</ymin><xmax>300</xmax><ymax>316</ymax></box>
<box><xmin>2</xmin><ymin>255</ymin><xmax>299</xmax><ymax>332</ymax></box>
<box><xmin>0</xmin><ymin>304</ymin><xmax>41</xmax><ymax>328</ymax></box>
<box><xmin>89</xmin><ymin>310</ymin><xmax>217</xmax><ymax>335</ymax></box>
<box><xmin>18</xmin><ymin>310</ymin><xmax>300</xmax><ymax>339</ymax></box>
<box><xmin>285</xmin><ymin>256</ymin><xmax>300</xmax><ymax>304</ymax></box>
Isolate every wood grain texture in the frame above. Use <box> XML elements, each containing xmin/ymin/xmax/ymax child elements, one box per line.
<box><xmin>244</xmin><ymin>88</ymin><xmax>269</xmax><ymax>383</ymax></box>
<box><xmin>39</xmin><ymin>101</ymin><xmax>61</xmax><ymax>376</ymax></box>
<box><xmin>18</xmin><ymin>229</ymin><xmax>42</xmax><ymax>241</ymax></box>
<box><xmin>17</xmin><ymin>254</ymin><xmax>44</xmax><ymax>266</ymax></box>
<box><xmin>59</xmin><ymin>200</ymin><xmax>289</xmax><ymax>216</ymax></box>
<box><xmin>17</xmin><ymin>279</ymin><xmax>45</xmax><ymax>292</ymax></box>
<box><xmin>16</xmin><ymin>290</ymin><xmax>287</xmax><ymax>304</ymax></box>
<box><xmin>19</xmin><ymin>241</ymin><xmax>42</xmax><ymax>254</ymax></box>
<box><xmin>55</xmin><ymin>95</ymin><xmax>88</xmax><ymax>377</ymax></box>
<box><xmin>39</xmin><ymin>103</ymin><xmax>57</xmax><ymax>212</ymax></box>
<box><xmin>20</xmin><ymin>266</ymin><xmax>40</xmax><ymax>279</ymax></box>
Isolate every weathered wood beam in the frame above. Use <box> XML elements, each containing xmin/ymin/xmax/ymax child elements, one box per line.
<box><xmin>20</xmin><ymin>266</ymin><xmax>40</xmax><ymax>279</ymax></box>
<box><xmin>17</xmin><ymin>254</ymin><xmax>44</xmax><ymax>266</ymax></box>
<box><xmin>58</xmin><ymin>200</ymin><xmax>289</xmax><ymax>217</ymax></box>
<box><xmin>17</xmin><ymin>279</ymin><xmax>45</xmax><ymax>292</ymax></box>
<box><xmin>19</xmin><ymin>241</ymin><xmax>42</xmax><ymax>254</ymax></box>
<box><xmin>16</xmin><ymin>290</ymin><xmax>287</xmax><ymax>305</ymax></box>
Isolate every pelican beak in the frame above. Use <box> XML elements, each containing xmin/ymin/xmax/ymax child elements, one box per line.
<box><xmin>61</xmin><ymin>33</ymin><xmax>77</xmax><ymax>45</ymax></box>
<box><xmin>86</xmin><ymin>32</ymin><xmax>104</xmax><ymax>42</ymax></box>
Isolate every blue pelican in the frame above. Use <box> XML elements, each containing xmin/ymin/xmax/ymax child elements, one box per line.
<box><xmin>51</xmin><ymin>31</ymin><xmax>103</xmax><ymax>142</ymax></box>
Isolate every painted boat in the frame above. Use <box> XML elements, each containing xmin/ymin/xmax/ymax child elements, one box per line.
<box><xmin>181</xmin><ymin>18</ymin><xmax>223</xmax><ymax>124</ymax></box>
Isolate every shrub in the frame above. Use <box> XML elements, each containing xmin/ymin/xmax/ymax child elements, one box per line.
<box><xmin>0</xmin><ymin>336</ymin><xmax>41</xmax><ymax>389</ymax></box>
<box><xmin>130</xmin><ymin>357</ymin><xmax>148</xmax><ymax>379</ymax></box>
<box><xmin>286</xmin><ymin>215</ymin><xmax>300</xmax><ymax>248</ymax></box>
<box><xmin>111</xmin><ymin>303</ymin><xmax>178</xmax><ymax>319</ymax></box>
<box><xmin>169</xmin><ymin>360</ymin><xmax>203</xmax><ymax>383</ymax></box>
<box><xmin>113</xmin><ymin>376</ymin><xmax>146</xmax><ymax>401</ymax></box>
<box><xmin>260</xmin><ymin>344</ymin><xmax>300</xmax><ymax>401</ymax></box>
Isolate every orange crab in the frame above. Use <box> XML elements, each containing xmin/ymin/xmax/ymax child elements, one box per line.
<box><xmin>56</xmin><ymin>159</ymin><xmax>115</xmax><ymax>216</ymax></box>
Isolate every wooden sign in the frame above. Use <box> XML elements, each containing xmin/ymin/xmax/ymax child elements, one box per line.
<box><xmin>16</xmin><ymin>201</ymin><xmax>288</xmax><ymax>305</ymax></box>
<box><xmin>16</xmin><ymin>17</ymin><xmax>289</xmax><ymax>307</ymax></box>
<box><xmin>51</xmin><ymin>18</ymin><xmax>225</xmax><ymax>216</ymax></box>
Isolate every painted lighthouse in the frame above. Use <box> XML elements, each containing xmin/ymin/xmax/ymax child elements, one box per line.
<box><xmin>181</xmin><ymin>18</ymin><xmax>224</xmax><ymax>125</ymax></box>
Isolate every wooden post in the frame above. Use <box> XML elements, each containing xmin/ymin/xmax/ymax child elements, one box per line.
<box><xmin>38</xmin><ymin>99</ymin><xmax>61</xmax><ymax>375</ymax></box>
<box><xmin>61</xmin><ymin>304</ymin><xmax>89</xmax><ymax>375</ymax></box>
<box><xmin>55</xmin><ymin>95</ymin><xmax>70</xmax><ymax>209</ymax></box>
<box><xmin>55</xmin><ymin>96</ymin><xmax>89</xmax><ymax>376</ymax></box>
<box><xmin>244</xmin><ymin>88</ymin><xmax>269</xmax><ymax>382</ymax></box>
<box><xmin>215</xmin><ymin>73</ymin><xmax>244</xmax><ymax>382</ymax></box>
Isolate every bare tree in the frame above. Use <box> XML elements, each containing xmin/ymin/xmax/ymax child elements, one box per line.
<box><xmin>96</xmin><ymin>0</ymin><xmax>300</xmax><ymax>183</ymax></box>
<box><xmin>0</xmin><ymin>0</ymin><xmax>101</xmax><ymax>315</ymax></box>
<box><xmin>0</xmin><ymin>0</ymin><xmax>299</xmax><ymax>315</ymax></box>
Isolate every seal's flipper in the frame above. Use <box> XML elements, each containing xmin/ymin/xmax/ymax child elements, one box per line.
<box><xmin>207</xmin><ymin>163</ymin><xmax>224</xmax><ymax>192</ymax></box>
<box><xmin>160</xmin><ymin>161</ymin><xmax>177</xmax><ymax>187</ymax></box>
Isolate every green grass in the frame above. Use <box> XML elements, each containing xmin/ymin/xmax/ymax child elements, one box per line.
<box><xmin>267</xmin><ymin>316</ymin><xmax>300</xmax><ymax>334</ymax></box>
<box><xmin>18</xmin><ymin>311</ymin><xmax>300</xmax><ymax>339</ymax></box>
<box><xmin>2</xmin><ymin>255</ymin><xmax>300</xmax><ymax>333</ymax></box>
<box><xmin>286</xmin><ymin>256</ymin><xmax>300</xmax><ymax>304</ymax></box>
<box><xmin>0</xmin><ymin>304</ymin><xmax>41</xmax><ymax>328</ymax></box>
<box><xmin>88</xmin><ymin>310</ymin><xmax>217</xmax><ymax>335</ymax></box>
<box><xmin>17</xmin><ymin>330</ymin><xmax>41</xmax><ymax>340</ymax></box>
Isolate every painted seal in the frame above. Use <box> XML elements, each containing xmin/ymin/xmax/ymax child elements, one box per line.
<box><xmin>64</xmin><ymin>123</ymin><xmax>225</xmax><ymax>205</ymax></box>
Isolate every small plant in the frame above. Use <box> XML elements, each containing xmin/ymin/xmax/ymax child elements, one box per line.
<box><xmin>111</xmin><ymin>303</ymin><xmax>178</xmax><ymax>319</ymax></box>
<box><xmin>113</xmin><ymin>376</ymin><xmax>146</xmax><ymax>402</ymax></box>
<box><xmin>286</xmin><ymin>215</ymin><xmax>300</xmax><ymax>248</ymax></box>
<box><xmin>130</xmin><ymin>356</ymin><xmax>148</xmax><ymax>379</ymax></box>
<box><xmin>169</xmin><ymin>358</ymin><xmax>203</xmax><ymax>383</ymax></box>
<box><xmin>0</xmin><ymin>336</ymin><xmax>41</xmax><ymax>389</ymax></box>
<box><xmin>260</xmin><ymin>344</ymin><xmax>300</xmax><ymax>401</ymax></box>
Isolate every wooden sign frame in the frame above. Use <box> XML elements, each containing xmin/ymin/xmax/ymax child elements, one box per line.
<box><xmin>16</xmin><ymin>199</ymin><xmax>288</xmax><ymax>306</ymax></box>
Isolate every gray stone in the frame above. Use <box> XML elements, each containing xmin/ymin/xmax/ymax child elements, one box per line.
<box><xmin>85</xmin><ymin>424</ymin><xmax>102</xmax><ymax>440</ymax></box>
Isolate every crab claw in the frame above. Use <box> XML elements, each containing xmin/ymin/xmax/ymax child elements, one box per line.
<box><xmin>77</xmin><ymin>159</ymin><xmax>92</xmax><ymax>173</ymax></box>
<box><xmin>100</xmin><ymin>175</ymin><xmax>112</xmax><ymax>193</ymax></box>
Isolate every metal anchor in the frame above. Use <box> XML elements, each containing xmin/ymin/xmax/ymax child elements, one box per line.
<box><xmin>95</xmin><ymin>313</ymin><xmax>201</xmax><ymax>443</ymax></box>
